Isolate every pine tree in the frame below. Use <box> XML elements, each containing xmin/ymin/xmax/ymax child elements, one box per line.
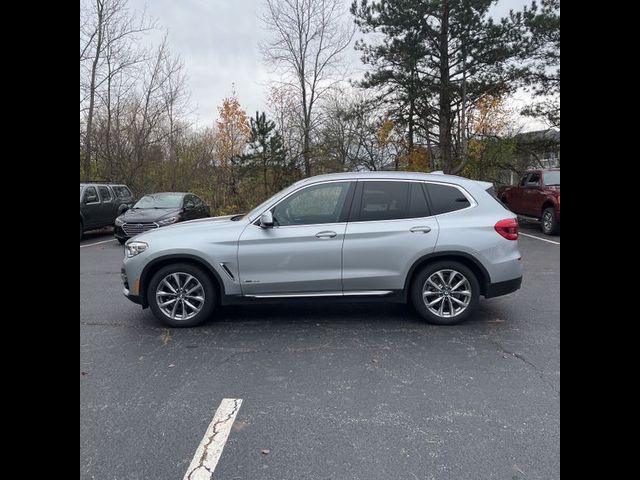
<box><xmin>352</xmin><ymin>0</ymin><xmax>527</xmax><ymax>173</ymax></box>
<box><xmin>247</xmin><ymin>111</ymin><xmax>285</xmax><ymax>197</ymax></box>
<box><xmin>517</xmin><ymin>0</ymin><xmax>560</xmax><ymax>128</ymax></box>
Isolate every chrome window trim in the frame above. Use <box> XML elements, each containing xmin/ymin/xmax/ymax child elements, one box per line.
<box><xmin>248</xmin><ymin>177</ymin><xmax>477</xmax><ymax>226</ymax></box>
<box><xmin>346</xmin><ymin>178</ymin><xmax>477</xmax><ymax>224</ymax></box>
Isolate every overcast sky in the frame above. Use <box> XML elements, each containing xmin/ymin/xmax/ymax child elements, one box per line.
<box><xmin>128</xmin><ymin>0</ymin><xmax>544</xmax><ymax>131</ymax></box>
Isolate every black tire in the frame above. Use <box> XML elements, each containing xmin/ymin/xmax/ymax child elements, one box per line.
<box><xmin>116</xmin><ymin>237</ymin><xmax>127</xmax><ymax>245</ymax></box>
<box><xmin>147</xmin><ymin>263</ymin><xmax>216</xmax><ymax>327</ymax></box>
<box><xmin>541</xmin><ymin>207</ymin><xmax>560</xmax><ymax>235</ymax></box>
<box><xmin>410</xmin><ymin>261</ymin><xmax>480</xmax><ymax>325</ymax></box>
<box><xmin>80</xmin><ymin>221</ymin><xmax>83</xmax><ymax>241</ymax></box>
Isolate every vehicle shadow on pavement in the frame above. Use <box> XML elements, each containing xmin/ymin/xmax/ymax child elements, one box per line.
<box><xmin>135</xmin><ymin>301</ymin><xmax>506</xmax><ymax>330</ymax></box>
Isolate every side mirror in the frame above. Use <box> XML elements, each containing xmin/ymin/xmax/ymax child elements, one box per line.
<box><xmin>85</xmin><ymin>194</ymin><xmax>98</xmax><ymax>203</ymax></box>
<box><xmin>260</xmin><ymin>211</ymin><xmax>274</xmax><ymax>228</ymax></box>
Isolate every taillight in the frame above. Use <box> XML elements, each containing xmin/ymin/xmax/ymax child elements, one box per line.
<box><xmin>495</xmin><ymin>218</ymin><xmax>519</xmax><ymax>240</ymax></box>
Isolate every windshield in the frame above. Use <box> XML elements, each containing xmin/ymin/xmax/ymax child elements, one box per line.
<box><xmin>543</xmin><ymin>171</ymin><xmax>560</xmax><ymax>186</ymax></box>
<box><xmin>133</xmin><ymin>193</ymin><xmax>184</xmax><ymax>209</ymax></box>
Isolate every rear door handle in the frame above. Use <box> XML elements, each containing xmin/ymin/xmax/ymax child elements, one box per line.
<box><xmin>316</xmin><ymin>230</ymin><xmax>337</xmax><ymax>239</ymax></box>
<box><xmin>410</xmin><ymin>226</ymin><xmax>432</xmax><ymax>233</ymax></box>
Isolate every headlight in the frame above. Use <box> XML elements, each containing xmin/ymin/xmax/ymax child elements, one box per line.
<box><xmin>125</xmin><ymin>241</ymin><xmax>148</xmax><ymax>258</ymax></box>
<box><xmin>115</xmin><ymin>216</ymin><xmax>125</xmax><ymax>226</ymax></box>
<box><xmin>158</xmin><ymin>216</ymin><xmax>178</xmax><ymax>226</ymax></box>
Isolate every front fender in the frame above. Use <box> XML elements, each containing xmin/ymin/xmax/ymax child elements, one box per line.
<box><xmin>138</xmin><ymin>252</ymin><xmax>239</xmax><ymax>307</ymax></box>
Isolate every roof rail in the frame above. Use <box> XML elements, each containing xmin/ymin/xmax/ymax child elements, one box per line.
<box><xmin>431</xmin><ymin>170</ymin><xmax>444</xmax><ymax>175</ymax></box>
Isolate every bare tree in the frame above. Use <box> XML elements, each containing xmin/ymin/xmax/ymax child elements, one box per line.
<box><xmin>80</xmin><ymin>0</ymin><xmax>155</xmax><ymax>180</ymax></box>
<box><xmin>260</xmin><ymin>0</ymin><xmax>354</xmax><ymax>176</ymax></box>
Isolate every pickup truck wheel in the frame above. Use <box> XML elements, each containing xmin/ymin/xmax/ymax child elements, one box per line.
<box><xmin>541</xmin><ymin>207</ymin><xmax>559</xmax><ymax>235</ymax></box>
<box><xmin>147</xmin><ymin>263</ymin><xmax>216</xmax><ymax>327</ymax></box>
<box><xmin>410</xmin><ymin>261</ymin><xmax>480</xmax><ymax>325</ymax></box>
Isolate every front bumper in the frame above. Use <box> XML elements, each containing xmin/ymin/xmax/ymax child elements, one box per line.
<box><xmin>121</xmin><ymin>266</ymin><xmax>143</xmax><ymax>305</ymax></box>
<box><xmin>114</xmin><ymin>225</ymin><xmax>130</xmax><ymax>241</ymax></box>
<box><xmin>123</xmin><ymin>287</ymin><xmax>143</xmax><ymax>305</ymax></box>
<box><xmin>484</xmin><ymin>276</ymin><xmax>522</xmax><ymax>298</ymax></box>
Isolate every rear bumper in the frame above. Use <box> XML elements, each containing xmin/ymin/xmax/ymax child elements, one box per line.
<box><xmin>484</xmin><ymin>276</ymin><xmax>522</xmax><ymax>298</ymax></box>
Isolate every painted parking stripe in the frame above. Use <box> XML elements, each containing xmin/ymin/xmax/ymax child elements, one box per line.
<box><xmin>183</xmin><ymin>398</ymin><xmax>243</xmax><ymax>480</ymax></box>
<box><xmin>520</xmin><ymin>232</ymin><xmax>560</xmax><ymax>245</ymax></box>
<box><xmin>80</xmin><ymin>239</ymin><xmax>118</xmax><ymax>248</ymax></box>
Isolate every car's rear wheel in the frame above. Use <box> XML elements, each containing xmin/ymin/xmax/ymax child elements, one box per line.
<box><xmin>147</xmin><ymin>263</ymin><xmax>216</xmax><ymax>327</ymax></box>
<box><xmin>541</xmin><ymin>207</ymin><xmax>559</xmax><ymax>235</ymax></box>
<box><xmin>411</xmin><ymin>261</ymin><xmax>480</xmax><ymax>325</ymax></box>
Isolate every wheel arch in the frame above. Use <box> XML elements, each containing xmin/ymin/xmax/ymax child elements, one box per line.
<box><xmin>541</xmin><ymin>198</ymin><xmax>557</xmax><ymax>213</ymax></box>
<box><xmin>403</xmin><ymin>251</ymin><xmax>491</xmax><ymax>299</ymax></box>
<box><xmin>139</xmin><ymin>254</ymin><xmax>225</xmax><ymax>308</ymax></box>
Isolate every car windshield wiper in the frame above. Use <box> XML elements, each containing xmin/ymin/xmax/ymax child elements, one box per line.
<box><xmin>230</xmin><ymin>214</ymin><xmax>244</xmax><ymax>221</ymax></box>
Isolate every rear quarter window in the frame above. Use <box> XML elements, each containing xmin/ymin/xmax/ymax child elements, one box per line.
<box><xmin>426</xmin><ymin>183</ymin><xmax>471</xmax><ymax>215</ymax></box>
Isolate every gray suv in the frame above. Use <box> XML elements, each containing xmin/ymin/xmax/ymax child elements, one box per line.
<box><xmin>121</xmin><ymin>172</ymin><xmax>523</xmax><ymax>327</ymax></box>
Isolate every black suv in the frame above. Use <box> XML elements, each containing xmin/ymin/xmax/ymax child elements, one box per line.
<box><xmin>80</xmin><ymin>183</ymin><xmax>135</xmax><ymax>240</ymax></box>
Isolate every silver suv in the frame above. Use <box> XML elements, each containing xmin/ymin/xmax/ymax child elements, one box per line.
<box><xmin>121</xmin><ymin>172</ymin><xmax>522</xmax><ymax>327</ymax></box>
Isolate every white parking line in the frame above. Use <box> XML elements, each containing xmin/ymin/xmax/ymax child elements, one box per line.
<box><xmin>80</xmin><ymin>239</ymin><xmax>117</xmax><ymax>248</ymax></box>
<box><xmin>520</xmin><ymin>232</ymin><xmax>560</xmax><ymax>245</ymax></box>
<box><xmin>183</xmin><ymin>398</ymin><xmax>243</xmax><ymax>480</ymax></box>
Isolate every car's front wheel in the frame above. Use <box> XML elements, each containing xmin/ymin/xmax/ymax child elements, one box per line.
<box><xmin>411</xmin><ymin>261</ymin><xmax>480</xmax><ymax>325</ymax></box>
<box><xmin>147</xmin><ymin>263</ymin><xmax>216</xmax><ymax>327</ymax></box>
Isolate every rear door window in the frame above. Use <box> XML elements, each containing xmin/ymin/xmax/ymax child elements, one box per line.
<box><xmin>409</xmin><ymin>183</ymin><xmax>431</xmax><ymax>218</ymax></box>
<box><xmin>358</xmin><ymin>181</ymin><xmax>410</xmax><ymax>221</ymax></box>
<box><xmin>98</xmin><ymin>186</ymin><xmax>112</xmax><ymax>202</ymax></box>
<box><xmin>425</xmin><ymin>183</ymin><xmax>471</xmax><ymax>215</ymax></box>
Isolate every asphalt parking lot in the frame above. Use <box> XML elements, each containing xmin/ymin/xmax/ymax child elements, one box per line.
<box><xmin>80</xmin><ymin>223</ymin><xmax>559</xmax><ymax>480</ymax></box>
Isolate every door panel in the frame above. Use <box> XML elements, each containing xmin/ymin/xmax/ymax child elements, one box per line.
<box><xmin>237</xmin><ymin>181</ymin><xmax>354</xmax><ymax>295</ymax></box>
<box><xmin>342</xmin><ymin>181</ymin><xmax>439</xmax><ymax>292</ymax></box>
<box><xmin>237</xmin><ymin>223</ymin><xmax>346</xmax><ymax>294</ymax></box>
<box><xmin>342</xmin><ymin>218</ymin><xmax>438</xmax><ymax>291</ymax></box>
<box><xmin>82</xmin><ymin>186</ymin><xmax>101</xmax><ymax>228</ymax></box>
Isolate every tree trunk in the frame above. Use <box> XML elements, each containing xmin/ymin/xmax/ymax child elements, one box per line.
<box><xmin>452</xmin><ymin>49</ymin><xmax>468</xmax><ymax>175</ymax></box>
<box><xmin>83</xmin><ymin>2</ymin><xmax>104</xmax><ymax>181</ymax></box>
<box><xmin>438</xmin><ymin>0</ymin><xmax>452</xmax><ymax>173</ymax></box>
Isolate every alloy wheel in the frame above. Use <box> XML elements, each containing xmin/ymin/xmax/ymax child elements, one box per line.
<box><xmin>422</xmin><ymin>269</ymin><xmax>472</xmax><ymax>318</ymax></box>
<box><xmin>155</xmin><ymin>272</ymin><xmax>205</xmax><ymax>321</ymax></box>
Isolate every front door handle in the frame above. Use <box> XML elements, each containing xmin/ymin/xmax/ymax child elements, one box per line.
<box><xmin>410</xmin><ymin>226</ymin><xmax>432</xmax><ymax>233</ymax></box>
<box><xmin>316</xmin><ymin>230</ymin><xmax>337</xmax><ymax>239</ymax></box>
